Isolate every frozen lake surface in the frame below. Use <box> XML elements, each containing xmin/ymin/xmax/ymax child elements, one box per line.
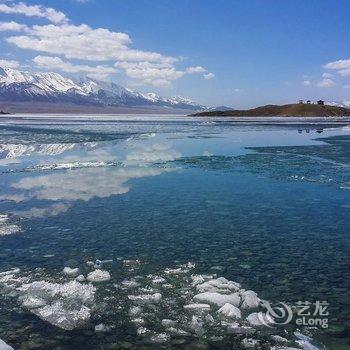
<box><xmin>0</xmin><ymin>115</ymin><xmax>349</xmax><ymax>349</ymax></box>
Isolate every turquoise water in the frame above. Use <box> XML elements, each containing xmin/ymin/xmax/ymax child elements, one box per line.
<box><xmin>0</xmin><ymin>117</ymin><xmax>349</xmax><ymax>349</ymax></box>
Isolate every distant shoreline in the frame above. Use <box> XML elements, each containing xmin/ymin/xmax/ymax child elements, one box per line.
<box><xmin>191</xmin><ymin>103</ymin><xmax>350</xmax><ymax>117</ymax></box>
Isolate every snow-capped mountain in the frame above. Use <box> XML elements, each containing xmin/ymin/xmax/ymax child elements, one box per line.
<box><xmin>0</xmin><ymin>67</ymin><xmax>207</xmax><ymax>111</ymax></box>
<box><xmin>326</xmin><ymin>101</ymin><xmax>350</xmax><ymax>108</ymax></box>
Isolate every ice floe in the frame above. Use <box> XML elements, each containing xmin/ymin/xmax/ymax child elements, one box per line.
<box><xmin>0</xmin><ymin>339</ymin><xmax>14</xmax><ymax>350</ymax></box>
<box><xmin>217</xmin><ymin>302</ymin><xmax>242</xmax><ymax>319</ymax></box>
<box><xmin>0</xmin><ymin>214</ymin><xmax>20</xmax><ymax>236</ymax></box>
<box><xmin>86</xmin><ymin>269</ymin><xmax>111</xmax><ymax>283</ymax></box>
<box><xmin>18</xmin><ymin>280</ymin><xmax>95</xmax><ymax>330</ymax></box>
<box><xmin>94</xmin><ymin>323</ymin><xmax>112</xmax><ymax>333</ymax></box>
<box><xmin>63</xmin><ymin>267</ymin><xmax>80</xmax><ymax>277</ymax></box>
<box><xmin>0</xmin><ymin>261</ymin><xmax>322</xmax><ymax>349</ymax></box>
<box><xmin>241</xmin><ymin>289</ymin><xmax>261</xmax><ymax>309</ymax></box>
<box><xmin>193</xmin><ymin>291</ymin><xmax>241</xmax><ymax>307</ymax></box>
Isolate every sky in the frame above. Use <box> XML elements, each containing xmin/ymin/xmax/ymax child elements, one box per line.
<box><xmin>0</xmin><ymin>0</ymin><xmax>350</xmax><ymax>108</ymax></box>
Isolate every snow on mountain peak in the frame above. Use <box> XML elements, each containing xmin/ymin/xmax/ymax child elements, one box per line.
<box><xmin>0</xmin><ymin>66</ymin><xmax>207</xmax><ymax>110</ymax></box>
<box><xmin>0</xmin><ymin>67</ymin><xmax>80</xmax><ymax>93</ymax></box>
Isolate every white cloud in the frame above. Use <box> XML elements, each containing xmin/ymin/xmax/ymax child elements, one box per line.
<box><xmin>2</xmin><ymin>2</ymin><xmax>213</xmax><ymax>87</ymax></box>
<box><xmin>33</xmin><ymin>55</ymin><xmax>117</xmax><ymax>80</ymax></box>
<box><xmin>203</xmin><ymin>72</ymin><xmax>215</xmax><ymax>80</ymax></box>
<box><xmin>322</xmin><ymin>72</ymin><xmax>334</xmax><ymax>78</ymax></box>
<box><xmin>343</xmin><ymin>84</ymin><xmax>350</xmax><ymax>89</ymax></box>
<box><xmin>338</xmin><ymin>69</ymin><xmax>350</xmax><ymax>77</ymax></box>
<box><xmin>7</xmin><ymin>23</ymin><xmax>174</xmax><ymax>63</ymax></box>
<box><xmin>0</xmin><ymin>21</ymin><xmax>27</xmax><ymax>31</ymax></box>
<box><xmin>317</xmin><ymin>78</ymin><xmax>336</xmax><ymax>88</ymax></box>
<box><xmin>0</xmin><ymin>1</ymin><xmax>67</xmax><ymax>24</ymax></box>
<box><xmin>324</xmin><ymin>59</ymin><xmax>350</xmax><ymax>76</ymax></box>
<box><xmin>116</xmin><ymin>61</ymin><xmax>184</xmax><ymax>86</ymax></box>
<box><xmin>0</xmin><ymin>59</ymin><xmax>20</xmax><ymax>68</ymax></box>
<box><xmin>186</xmin><ymin>66</ymin><xmax>206</xmax><ymax>74</ymax></box>
<box><xmin>303</xmin><ymin>80</ymin><xmax>311</xmax><ymax>86</ymax></box>
<box><xmin>116</xmin><ymin>61</ymin><xmax>210</xmax><ymax>87</ymax></box>
<box><xmin>324</xmin><ymin>59</ymin><xmax>350</xmax><ymax>70</ymax></box>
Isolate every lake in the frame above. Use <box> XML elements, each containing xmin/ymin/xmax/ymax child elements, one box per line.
<box><xmin>0</xmin><ymin>115</ymin><xmax>349</xmax><ymax>350</ymax></box>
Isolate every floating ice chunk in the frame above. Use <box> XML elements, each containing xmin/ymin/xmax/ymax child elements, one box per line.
<box><xmin>0</xmin><ymin>214</ymin><xmax>20</xmax><ymax>236</ymax></box>
<box><xmin>0</xmin><ymin>270</ymin><xmax>28</xmax><ymax>290</ymax></box>
<box><xmin>196</xmin><ymin>278</ymin><xmax>240</xmax><ymax>293</ymax></box>
<box><xmin>246</xmin><ymin>312</ymin><xmax>274</xmax><ymax>327</ymax></box>
<box><xmin>87</xmin><ymin>269</ymin><xmax>111</xmax><ymax>283</ymax></box>
<box><xmin>22</xmin><ymin>296</ymin><xmax>47</xmax><ymax>309</ymax></box>
<box><xmin>272</xmin><ymin>335</ymin><xmax>289</xmax><ymax>343</ymax></box>
<box><xmin>225</xmin><ymin>323</ymin><xmax>256</xmax><ymax>335</ymax></box>
<box><xmin>0</xmin><ymin>338</ymin><xmax>14</xmax><ymax>350</ymax></box>
<box><xmin>241</xmin><ymin>338</ymin><xmax>260</xmax><ymax>349</ymax></box>
<box><xmin>164</xmin><ymin>267</ymin><xmax>187</xmax><ymax>274</ymax></box>
<box><xmin>205</xmin><ymin>314</ymin><xmax>215</xmax><ymax>323</ymax></box>
<box><xmin>240</xmin><ymin>290</ymin><xmax>261</xmax><ymax>309</ymax></box>
<box><xmin>95</xmin><ymin>323</ymin><xmax>111</xmax><ymax>333</ymax></box>
<box><xmin>75</xmin><ymin>275</ymin><xmax>86</xmax><ymax>282</ymax></box>
<box><xmin>131</xmin><ymin>318</ymin><xmax>145</xmax><ymax>325</ymax></box>
<box><xmin>161</xmin><ymin>319</ymin><xmax>178</xmax><ymax>327</ymax></box>
<box><xmin>0</xmin><ymin>268</ymin><xmax>21</xmax><ymax>284</ymax></box>
<box><xmin>94</xmin><ymin>259</ymin><xmax>113</xmax><ymax>268</ymax></box>
<box><xmin>149</xmin><ymin>333</ymin><xmax>170</xmax><ymax>343</ymax></box>
<box><xmin>63</xmin><ymin>267</ymin><xmax>80</xmax><ymax>277</ymax></box>
<box><xmin>166</xmin><ymin>327</ymin><xmax>190</xmax><ymax>336</ymax></box>
<box><xmin>128</xmin><ymin>293</ymin><xmax>162</xmax><ymax>304</ymax></box>
<box><xmin>18</xmin><ymin>280</ymin><xmax>95</xmax><ymax>330</ymax></box>
<box><xmin>184</xmin><ymin>262</ymin><xmax>196</xmax><ymax>269</ymax></box>
<box><xmin>189</xmin><ymin>315</ymin><xmax>205</xmax><ymax>336</ymax></box>
<box><xmin>123</xmin><ymin>259</ymin><xmax>141</xmax><ymax>270</ymax></box>
<box><xmin>137</xmin><ymin>327</ymin><xmax>150</xmax><ymax>336</ymax></box>
<box><xmin>191</xmin><ymin>275</ymin><xmax>205</xmax><ymax>285</ymax></box>
<box><xmin>121</xmin><ymin>279</ymin><xmax>141</xmax><ymax>288</ymax></box>
<box><xmin>295</xmin><ymin>332</ymin><xmax>319</xmax><ymax>350</ymax></box>
<box><xmin>193</xmin><ymin>292</ymin><xmax>241</xmax><ymax>307</ymax></box>
<box><xmin>32</xmin><ymin>301</ymin><xmax>91</xmax><ymax>331</ymax></box>
<box><xmin>0</xmin><ymin>268</ymin><xmax>20</xmax><ymax>277</ymax></box>
<box><xmin>152</xmin><ymin>276</ymin><xmax>166</xmax><ymax>284</ymax></box>
<box><xmin>129</xmin><ymin>306</ymin><xmax>142</xmax><ymax>317</ymax></box>
<box><xmin>183</xmin><ymin>303</ymin><xmax>211</xmax><ymax>311</ymax></box>
<box><xmin>217</xmin><ymin>303</ymin><xmax>241</xmax><ymax>319</ymax></box>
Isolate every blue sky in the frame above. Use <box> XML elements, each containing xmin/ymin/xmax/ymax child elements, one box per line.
<box><xmin>1</xmin><ymin>0</ymin><xmax>350</xmax><ymax>108</ymax></box>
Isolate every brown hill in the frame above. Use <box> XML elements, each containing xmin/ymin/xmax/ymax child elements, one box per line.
<box><xmin>192</xmin><ymin>104</ymin><xmax>350</xmax><ymax>117</ymax></box>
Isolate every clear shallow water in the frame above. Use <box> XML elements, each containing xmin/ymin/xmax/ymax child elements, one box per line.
<box><xmin>0</xmin><ymin>116</ymin><xmax>349</xmax><ymax>350</ymax></box>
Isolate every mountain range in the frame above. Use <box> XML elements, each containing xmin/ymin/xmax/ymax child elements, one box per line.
<box><xmin>0</xmin><ymin>67</ymin><xmax>207</xmax><ymax>113</ymax></box>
